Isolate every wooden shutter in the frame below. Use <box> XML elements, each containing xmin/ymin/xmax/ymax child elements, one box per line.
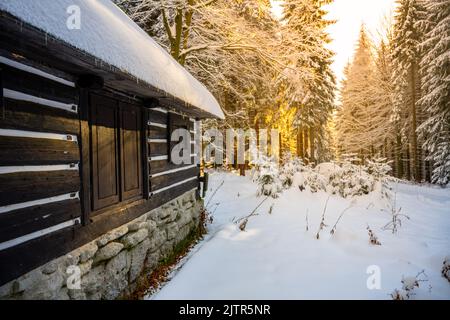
<box><xmin>120</xmin><ymin>102</ymin><xmax>143</xmax><ymax>201</ymax></box>
<box><xmin>90</xmin><ymin>94</ymin><xmax>120</xmax><ymax>211</ymax></box>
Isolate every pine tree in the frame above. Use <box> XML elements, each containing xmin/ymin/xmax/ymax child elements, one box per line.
<box><xmin>281</xmin><ymin>0</ymin><xmax>336</xmax><ymax>164</ymax></box>
<box><xmin>372</xmin><ymin>40</ymin><xmax>396</xmax><ymax>165</ymax></box>
<box><xmin>391</xmin><ymin>0</ymin><xmax>426</xmax><ymax>181</ymax></box>
<box><xmin>336</xmin><ymin>26</ymin><xmax>378</xmax><ymax>157</ymax></box>
<box><xmin>417</xmin><ymin>0</ymin><xmax>450</xmax><ymax>185</ymax></box>
<box><xmin>116</xmin><ymin>0</ymin><xmax>280</xmax><ymax>129</ymax></box>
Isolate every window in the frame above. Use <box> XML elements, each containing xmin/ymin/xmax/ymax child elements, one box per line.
<box><xmin>89</xmin><ymin>93</ymin><xmax>143</xmax><ymax>213</ymax></box>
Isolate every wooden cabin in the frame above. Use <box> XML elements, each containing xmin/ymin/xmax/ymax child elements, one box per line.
<box><xmin>0</xmin><ymin>0</ymin><xmax>224</xmax><ymax>292</ymax></box>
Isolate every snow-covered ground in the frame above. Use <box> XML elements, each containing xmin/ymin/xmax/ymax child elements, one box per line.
<box><xmin>152</xmin><ymin>171</ymin><xmax>450</xmax><ymax>300</ymax></box>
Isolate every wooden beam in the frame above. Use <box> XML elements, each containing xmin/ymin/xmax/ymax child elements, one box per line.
<box><xmin>0</xmin><ymin>198</ymin><xmax>81</xmax><ymax>243</ymax></box>
<box><xmin>78</xmin><ymin>88</ymin><xmax>91</xmax><ymax>225</ymax></box>
<box><xmin>151</xmin><ymin>166</ymin><xmax>199</xmax><ymax>192</ymax></box>
<box><xmin>0</xmin><ymin>170</ymin><xmax>80</xmax><ymax>206</ymax></box>
<box><xmin>0</xmin><ymin>136</ymin><xmax>79</xmax><ymax>166</ymax></box>
<box><xmin>1</xmin><ymin>63</ymin><xmax>77</xmax><ymax>104</ymax></box>
<box><xmin>0</xmin><ymin>98</ymin><xmax>79</xmax><ymax>135</ymax></box>
<box><xmin>76</xmin><ymin>74</ymin><xmax>104</xmax><ymax>91</ymax></box>
<box><xmin>143</xmin><ymin>98</ymin><xmax>159</xmax><ymax>109</ymax></box>
<box><xmin>142</xmin><ymin>107</ymin><xmax>150</xmax><ymax>200</ymax></box>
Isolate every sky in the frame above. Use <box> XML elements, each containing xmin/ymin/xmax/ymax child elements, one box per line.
<box><xmin>270</xmin><ymin>0</ymin><xmax>397</xmax><ymax>83</ymax></box>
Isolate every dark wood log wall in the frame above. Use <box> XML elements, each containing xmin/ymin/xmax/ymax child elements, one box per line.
<box><xmin>0</xmin><ymin>54</ymin><xmax>82</xmax><ymax>284</ymax></box>
<box><xmin>147</xmin><ymin>109</ymin><xmax>199</xmax><ymax>196</ymax></box>
<box><xmin>0</xmin><ymin>53</ymin><xmax>202</xmax><ymax>286</ymax></box>
<box><xmin>0</xmin><ymin>58</ymin><xmax>81</xmax><ymax>232</ymax></box>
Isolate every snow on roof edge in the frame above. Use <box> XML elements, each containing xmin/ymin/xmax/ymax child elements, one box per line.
<box><xmin>0</xmin><ymin>0</ymin><xmax>224</xmax><ymax>119</ymax></box>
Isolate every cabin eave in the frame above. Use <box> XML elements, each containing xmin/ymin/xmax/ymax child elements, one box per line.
<box><xmin>0</xmin><ymin>11</ymin><xmax>222</xmax><ymax>120</ymax></box>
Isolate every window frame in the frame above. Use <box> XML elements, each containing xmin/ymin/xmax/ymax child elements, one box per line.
<box><xmin>87</xmin><ymin>92</ymin><xmax>145</xmax><ymax>217</ymax></box>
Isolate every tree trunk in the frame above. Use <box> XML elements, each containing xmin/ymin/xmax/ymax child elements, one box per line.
<box><xmin>297</xmin><ymin>128</ymin><xmax>304</xmax><ymax>159</ymax></box>
<box><xmin>309</xmin><ymin>127</ymin><xmax>315</xmax><ymax>165</ymax></box>
<box><xmin>425</xmin><ymin>149</ymin><xmax>432</xmax><ymax>183</ymax></box>
<box><xmin>303</xmin><ymin>129</ymin><xmax>309</xmax><ymax>163</ymax></box>
<box><xmin>405</xmin><ymin>145</ymin><xmax>411</xmax><ymax>181</ymax></box>
<box><xmin>409</xmin><ymin>63</ymin><xmax>421</xmax><ymax>182</ymax></box>
<box><xmin>389</xmin><ymin>140</ymin><xmax>397</xmax><ymax>177</ymax></box>
<box><xmin>279</xmin><ymin>132</ymin><xmax>283</xmax><ymax>162</ymax></box>
<box><xmin>395</xmin><ymin>134</ymin><xmax>403</xmax><ymax>179</ymax></box>
<box><xmin>171</xmin><ymin>8</ymin><xmax>184</xmax><ymax>61</ymax></box>
<box><xmin>239</xmin><ymin>164</ymin><xmax>245</xmax><ymax>176</ymax></box>
<box><xmin>179</xmin><ymin>0</ymin><xmax>195</xmax><ymax>66</ymax></box>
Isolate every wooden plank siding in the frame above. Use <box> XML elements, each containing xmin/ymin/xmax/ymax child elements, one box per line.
<box><xmin>1</xmin><ymin>63</ymin><xmax>78</xmax><ymax>104</ymax></box>
<box><xmin>0</xmin><ymin>98</ymin><xmax>79</xmax><ymax>135</ymax></box>
<box><xmin>0</xmin><ymin>170</ymin><xmax>80</xmax><ymax>206</ymax></box>
<box><xmin>148</xmin><ymin>109</ymin><xmax>168</xmax><ymax>125</ymax></box>
<box><xmin>149</xmin><ymin>140</ymin><xmax>195</xmax><ymax>157</ymax></box>
<box><xmin>0</xmin><ymin>50</ymin><xmax>82</xmax><ymax>286</ymax></box>
<box><xmin>151</xmin><ymin>166</ymin><xmax>200</xmax><ymax>192</ymax></box>
<box><xmin>0</xmin><ymin>199</ymin><xmax>81</xmax><ymax>243</ymax></box>
<box><xmin>149</xmin><ymin>125</ymin><xmax>167</xmax><ymax>139</ymax></box>
<box><xmin>0</xmin><ymin>177</ymin><xmax>198</xmax><ymax>286</ymax></box>
<box><xmin>0</xmin><ymin>136</ymin><xmax>79</xmax><ymax>166</ymax></box>
<box><xmin>147</xmin><ymin>108</ymin><xmax>199</xmax><ymax>197</ymax></box>
<box><xmin>0</xmin><ymin>47</ymin><xmax>201</xmax><ymax>286</ymax></box>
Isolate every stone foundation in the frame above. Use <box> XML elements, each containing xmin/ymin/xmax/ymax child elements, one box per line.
<box><xmin>0</xmin><ymin>190</ymin><xmax>202</xmax><ymax>300</ymax></box>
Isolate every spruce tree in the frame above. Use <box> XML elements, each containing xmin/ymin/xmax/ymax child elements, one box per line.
<box><xmin>417</xmin><ymin>0</ymin><xmax>450</xmax><ymax>185</ymax></box>
<box><xmin>282</xmin><ymin>0</ymin><xmax>336</xmax><ymax>163</ymax></box>
<box><xmin>391</xmin><ymin>0</ymin><xmax>426</xmax><ymax>181</ymax></box>
<box><xmin>336</xmin><ymin>26</ymin><xmax>377</xmax><ymax>157</ymax></box>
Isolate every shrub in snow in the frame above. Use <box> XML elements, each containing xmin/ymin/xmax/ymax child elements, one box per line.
<box><xmin>257</xmin><ymin>175</ymin><xmax>281</xmax><ymax>198</ymax></box>
<box><xmin>277</xmin><ymin>154</ymin><xmax>327</xmax><ymax>194</ymax></box>
<box><xmin>252</xmin><ymin>155</ymin><xmax>283</xmax><ymax>198</ymax></box>
<box><xmin>257</xmin><ymin>170</ymin><xmax>283</xmax><ymax>198</ymax></box>
<box><xmin>365</xmin><ymin>158</ymin><xmax>392</xmax><ymax>179</ymax></box>
<box><xmin>327</xmin><ymin>160</ymin><xmax>374</xmax><ymax>197</ymax></box>
<box><xmin>391</xmin><ymin>271</ymin><xmax>427</xmax><ymax>300</ymax></box>
<box><xmin>292</xmin><ymin>168</ymin><xmax>327</xmax><ymax>193</ymax></box>
<box><xmin>305</xmin><ymin>169</ymin><xmax>328</xmax><ymax>193</ymax></box>
<box><xmin>326</xmin><ymin>157</ymin><xmax>393</xmax><ymax>198</ymax></box>
<box><xmin>401</xmin><ymin>276</ymin><xmax>419</xmax><ymax>291</ymax></box>
<box><xmin>391</xmin><ymin>289</ymin><xmax>410</xmax><ymax>300</ymax></box>
<box><xmin>279</xmin><ymin>155</ymin><xmax>304</xmax><ymax>188</ymax></box>
<box><xmin>251</xmin><ymin>154</ymin><xmax>392</xmax><ymax>199</ymax></box>
<box><xmin>366</xmin><ymin>158</ymin><xmax>393</xmax><ymax>200</ymax></box>
<box><xmin>442</xmin><ymin>257</ymin><xmax>450</xmax><ymax>283</ymax></box>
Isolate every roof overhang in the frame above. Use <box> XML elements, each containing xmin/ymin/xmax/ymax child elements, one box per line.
<box><xmin>0</xmin><ymin>8</ymin><xmax>224</xmax><ymax>120</ymax></box>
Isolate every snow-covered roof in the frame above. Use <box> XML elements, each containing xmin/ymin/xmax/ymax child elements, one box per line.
<box><xmin>0</xmin><ymin>0</ymin><xmax>224</xmax><ymax>119</ymax></box>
